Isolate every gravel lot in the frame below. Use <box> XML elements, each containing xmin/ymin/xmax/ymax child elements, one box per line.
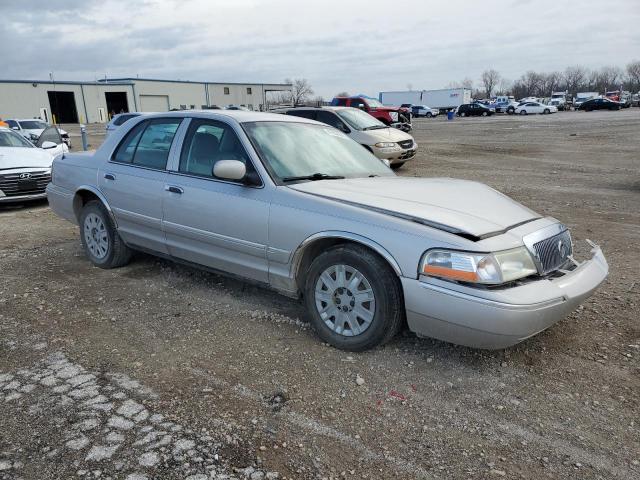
<box><xmin>1</xmin><ymin>110</ymin><xmax>639</xmax><ymax>480</ymax></box>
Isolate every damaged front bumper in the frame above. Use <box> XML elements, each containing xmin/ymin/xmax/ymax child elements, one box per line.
<box><xmin>402</xmin><ymin>241</ymin><xmax>609</xmax><ymax>349</ymax></box>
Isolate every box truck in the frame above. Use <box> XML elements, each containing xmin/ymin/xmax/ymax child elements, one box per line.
<box><xmin>379</xmin><ymin>89</ymin><xmax>471</xmax><ymax>112</ymax></box>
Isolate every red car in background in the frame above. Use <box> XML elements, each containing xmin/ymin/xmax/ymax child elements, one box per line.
<box><xmin>331</xmin><ymin>96</ymin><xmax>412</xmax><ymax>132</ymax></box>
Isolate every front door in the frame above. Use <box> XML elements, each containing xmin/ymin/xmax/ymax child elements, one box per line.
<box><xmin>98</xmin><ymin>117</ymin><xmax>183</xmax><ymax>254</ymax></box>
<box><xmin>162</xmin><ymin>118</ymin><xmax>271</xmax><ymax>282</ymax></box>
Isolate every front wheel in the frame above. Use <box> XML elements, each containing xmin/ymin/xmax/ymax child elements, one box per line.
<box><xmin>79</xmin><ymin>201</ymin><xmax>132</xmax><ymax>269</ymax></box>
<box><xmin>426</xmin><ymin>112</ymin><xmax>432</xmax><ymax>118</ymax></box>
<box><xmin>507</xmin><ymin>107</ymin><xmax>515</xmax><ymax>114</ymax></box>
<box><xmin>543</xmin><ymin>108</ymin><xmax>550</xmax><ymax>114</ymax></box>
<box><xmin>460</xmin><ymin>112</ymin><xmax>466</xmax><ymax>117</ymax></box>
<box><xmin>304</xmin><ymin>245</ymin><xmax>404</xmax><ymax>351</ymax></box>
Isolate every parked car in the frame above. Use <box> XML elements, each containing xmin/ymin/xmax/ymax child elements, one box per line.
<box><xmin>411</xmin><ymin>105</ymin><xmax>439</xmax><ymax>118</ymax></box>
<box><xmin>46</xmin><ymin>111</ymin><xmax>608</xmax><ymax>351</ymax></box>
<box><xmin>331</xmin><ymin>96</ymin><xmax>412</xmax><ymax>132</ymax></box>
<box><xmin>456</xmin><ymin>103</ymin><xmax>494</xmax><ymax>117</ymax></box>
<box><xmin>225</xmin><ymin>105</ymin><xmax>249</xmax><ymax>111</ymax></box>
<box><xmin>493</xmin><ymin>96</ymin><xmax>519</xmax><ymax>114</ymax></box>
<box><xmin>278</xmin><ymin>106</ymin><xmax>417</xmax><ymax>169</ymax></box>
<box><xmin>577</xmin><ymin>98</ymin><xmax>622</xmax><ymax>111</ymax></box>
<box><xmin>105</xmin><ymin>113</ymin><xmax>143</xmax><ymax>138</ymax></box>
<box><xmin>5</xmin><ymin>118</ymin><xmax>70</xmax><ymax>147</ymax></box>
<box><xmin>0</xmin><ymin>126</ymin><xmax>68</xmax><ymax>204</ymax></box>
<box><xmin>573</xmin><ymin>92</ymin><xmax>599</xmax><ymax>110</ymax></box>
<box><xmin>514</xmin><ymin>102</ymin><xmax>558</xmax><ymax>115</ymax></box>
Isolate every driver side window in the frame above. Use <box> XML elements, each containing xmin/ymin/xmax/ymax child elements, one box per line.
<box><xmin>179</xmin><ymin>119</ymin><xmax>251</xmax><ymax>180</ymax></box>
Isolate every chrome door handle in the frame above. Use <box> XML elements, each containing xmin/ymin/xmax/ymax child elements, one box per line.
<box><xmin>165</xmin><ymin>185</ymin><xmax>184</xmax><ymax>194</ymax></box>
<box><xmin>104</xmin><ymin>173</ymin><xmax>116</xmax><ymax>181</ymax></box>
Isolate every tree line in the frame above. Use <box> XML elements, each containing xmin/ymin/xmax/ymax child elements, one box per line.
<box><xmin>450</xmin><ymin>61</ymin><xmax>640</xmax><ymax>99</ymax></box>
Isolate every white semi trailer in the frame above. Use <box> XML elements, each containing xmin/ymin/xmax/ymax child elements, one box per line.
<box><xmin>379</xmin><ymin>88</ymin><xmax>471</xmax><ymax>112</ymax></box>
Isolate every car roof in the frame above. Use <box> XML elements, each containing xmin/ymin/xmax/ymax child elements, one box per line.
<box><xmin>136</xmin><ymin>109</ymin><xmax>320</xmax><ymax>125</ymax></box>
<box><xmin>10</xmin><ymin>119</ymin><xmax>47</xmax><ymax>122</ymax></box>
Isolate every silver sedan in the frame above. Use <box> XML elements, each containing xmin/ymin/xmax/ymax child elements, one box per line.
<box><xmin>47</xmin><ymin>111</ymin><xmax>608</xmax><ymax>351</ymax></box>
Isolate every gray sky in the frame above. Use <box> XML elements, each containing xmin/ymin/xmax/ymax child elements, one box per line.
<box><xmin>2</xmin><ymin>0</ymin><xmax>639</xmax><ymax>98</ymax></box>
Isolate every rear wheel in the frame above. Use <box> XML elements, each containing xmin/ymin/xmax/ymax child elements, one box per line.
<box><xmin>519</xmin><ymin>110</ymin><xmax>527</xmax><ymax>115</ymax></box>
<box><xmin>79</xmin><ymin>201</ymin><xmax>132</xmax><ymax>269</ymax></box>
<box><xmin>304</xmin><ymin>245</ymin><xmax>404</xmax><ymax>351</ymax></box>
<box><xmin>482</xmin><ymin>111</ymin><xmax>488</xmax><ymax>116</ymax></box>
<box><xmin>460</xmin><ymin>112</ymin><xmax>466</xmax><ymax>117</ymax></box>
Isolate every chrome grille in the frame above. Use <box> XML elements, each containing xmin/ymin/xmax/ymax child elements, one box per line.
<box><xmin>532</xmin><ymin>229</ymin><xmax>572</xmax><ymax>274</ymax></box>
<box><xmin>0</xmin><ymin>171</ymin><xmax>51</xmax><ymax>197</ymax></box>
<box><xmin>398</xmin><ymin>139</ymin><xmax>414</xmax><ymax>149</ymax></box>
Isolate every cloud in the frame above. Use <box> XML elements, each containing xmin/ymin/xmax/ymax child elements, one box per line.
<box><xmin>2</xmin><ymin>0</ymin><xmax>639</xmax><ymax>97</ymax></box>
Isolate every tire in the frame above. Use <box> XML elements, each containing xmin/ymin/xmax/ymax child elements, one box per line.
<box><xmin>426</xmin><ymin>112</ymin><xmax>432</xmax><ymax>118</ymax></box>
<box><xmin>543</xmin><ymin>109</ymin><xmax>550</xmax><ymax>114</ymax></box>
<box><xmin>507</xmin><ymin>107</ymin><xmax>515</xmax><ymax>115</ymax></box>
<box><xmin>482</xmin><ymin>111</ymin><xmax>488</xmax><ymax>116</ymax></box>
<box><xmin>390</xmin><ymin>162</ymin><xmax>404</xmax><ymax>170</ymax></box>
<box><xmin>460</xmin><ymin>112</ymin><xmax>466</xmax><ymax>117</ymax></box>
<box><xmin>303</xmin><ymin>244</ymin><xmax>404</xmax><ymax>351</ymax></box>
<box><xmin>519</xmin><ymin>110</ymin><xmax>527</xmax><ymax>115</ymax></box>
<box><xmin>79</xmin><ymin>200</ymin><xmax>132</xmax><ymax>269</ymax></box>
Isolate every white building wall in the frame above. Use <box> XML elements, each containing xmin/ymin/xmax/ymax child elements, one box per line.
<box><xmin>132</xmin><ymin>80</ymin><xmax>207</xmax><ymax>111</ymax></box>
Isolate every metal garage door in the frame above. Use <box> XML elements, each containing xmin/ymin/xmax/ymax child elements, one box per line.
<box><xmin>139</xmin><ymin>95</ymin><xmax>169</xmax><ymax>112</ymax></box>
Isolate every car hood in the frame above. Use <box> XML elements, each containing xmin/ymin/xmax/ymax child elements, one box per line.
<box><xmin>361</xmin><ymin>127</ymin><xmax>413</xmax><ymax>142</ymax></box>
<box><xmin>289</xmin><ymin>177</ymin><xmax>539</xmax><ymax>239</ymax></box>
<box><xmin>0</xmin><ymin>147</ymin><xmax>55</xmax><ymax>170</ymax></box>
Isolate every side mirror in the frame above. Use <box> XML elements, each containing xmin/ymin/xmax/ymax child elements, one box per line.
<box><xmin>41</xmin><ymin>141</ymin><xmax>58</xmax><ymax>149</ymax></box>
<box><xmin>213</xmin><ymin>160</ymin><xmax>246</xmax><ymax>181</ymax></box>
<box><xmin>339</xmin><ymin>123</ymin><xmax>351</xmax><ymax>134</ymax></box>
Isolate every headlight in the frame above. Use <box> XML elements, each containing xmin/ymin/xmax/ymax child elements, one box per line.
<box><xmin>420</xmin><ymin>247</ymin><xmax>537</xmax><ymax>284</ymax></box>
<box><xmin>375</xmin><ymin>142</ymin><xmax>397</xmax><ymax>148</ymax></box>
<box><xmin>389</xmin><ymin>112</ymin><xmax>399</xmax><ymax>121</ymax></box>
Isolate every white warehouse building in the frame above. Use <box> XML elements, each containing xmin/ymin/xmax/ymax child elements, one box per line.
<box><xmin>0</xmin><ymin>77</ymin><xmax>292</xmax><ymax>124</ymax></box>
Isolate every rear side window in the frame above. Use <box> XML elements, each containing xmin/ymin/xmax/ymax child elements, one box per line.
<box><xmin>316</xmin><ymin>111</ymin><xmax>346</xmax><ymax>130</ymax></box>
<box><xmin>333</xmin><ymin>98</ymin><xmax>347</xmax><ymax>106</ymax></box>
<box><xmin>112</xmin><ymin>119</ymin><xmax>181</xmax><ymax>169</ymax></box>
<box><xmin>287</xmin><ymin>110</ymin><xmax>316</xmax><ymax>120</ymax></box>
<box><xmin>6</xmin><ymin>120</ymin><xmax>18</xmax><ymax>128</ymax></box>
<box><xmin>113</xmin><ymin>114</ymin><xmax>136</xmax><ymax>126</ymax></box>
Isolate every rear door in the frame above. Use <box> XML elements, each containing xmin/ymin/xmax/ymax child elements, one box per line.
<box><xmin>98</xmin><ymin>118</ymin><xmax>182</xmax><ymax>254</ymax></box>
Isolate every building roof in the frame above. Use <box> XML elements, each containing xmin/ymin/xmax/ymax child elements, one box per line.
<box><xmin>100</xmin><ymin>77</ymin><xmax>291</xmax><ymax>87</ymax></box>
<box><xmin>0</xmin><ymin>79</ymin><xmax>133</xmax><ymax>86</ymax></box>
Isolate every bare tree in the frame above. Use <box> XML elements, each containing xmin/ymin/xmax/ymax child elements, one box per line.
<box><xmin>495</xmin><ymin>78</ymin><xmax>512</xmax><ymax>95</ymax></box>
<box><xmin>626</xmin><ymin>60</ymin><xmax>640</xmax><ymax>92</ymax></box>
<box><xmin>284</xmin><ymin>78</ymin><xmax>314</xmax><ymax>105</ymax></box>
<box><xmin>563</xmin><ymin>66</ymin><xmax>589</xmax><ymax>95</ymax></box>
<box><xmin>591</xmin><ymin>66</ymin><xmax>623</xmax><ymax>92</ymax></box>
<box><xmin>446</xmin><ymin>78</ymin><xmax>474</xmax><ymax>90</ymax></box>
<box><xmin>542</xmin><ymin>71</ymin><xmax>563</xmax><ymax>94</ymax></box>
<box><xmin>481</xmin><ymin>69</ymin><xmax>501</xmax><ymax>98</ymax></box>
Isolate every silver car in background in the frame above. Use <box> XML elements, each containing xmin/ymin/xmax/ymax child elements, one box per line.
<box><xmin>46</xmin><ymin>111</ymin><xmax>608</xmax><ymax>351</ymax></box>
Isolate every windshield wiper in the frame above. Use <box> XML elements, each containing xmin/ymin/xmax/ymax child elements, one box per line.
<box><xmin>363</xmin><ymin>125</ymin><xmax>387</xmax><ymax>130</ymax></box>
<box><xmin>282</xmin><ymin>173</ymin><xmax>346</xmax><ymax>182</ymax></box>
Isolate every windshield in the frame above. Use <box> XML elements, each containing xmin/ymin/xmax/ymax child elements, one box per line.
<box><xmin>19</xmin><ymin>120</ymin><xmax>47</xmax><ymax>130</ymax></box>
<box><xmin>243</xmin><ymin>122</ymin><xmax>393</xmax><ymax>182</ymax></box>
<box><xmin>0</xmin><ymin>130</ymin><xmax>34</xmax><ymax>148</ymax></box>
<box><xmin>364</xmin><ymin>98</ymin><xmax>384</xmax><ymax>108</ymax></box>
<box><xmin>336</xmin><ymin>108</ymin><xmax>386</xmax><ymax>130</ymax></box>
